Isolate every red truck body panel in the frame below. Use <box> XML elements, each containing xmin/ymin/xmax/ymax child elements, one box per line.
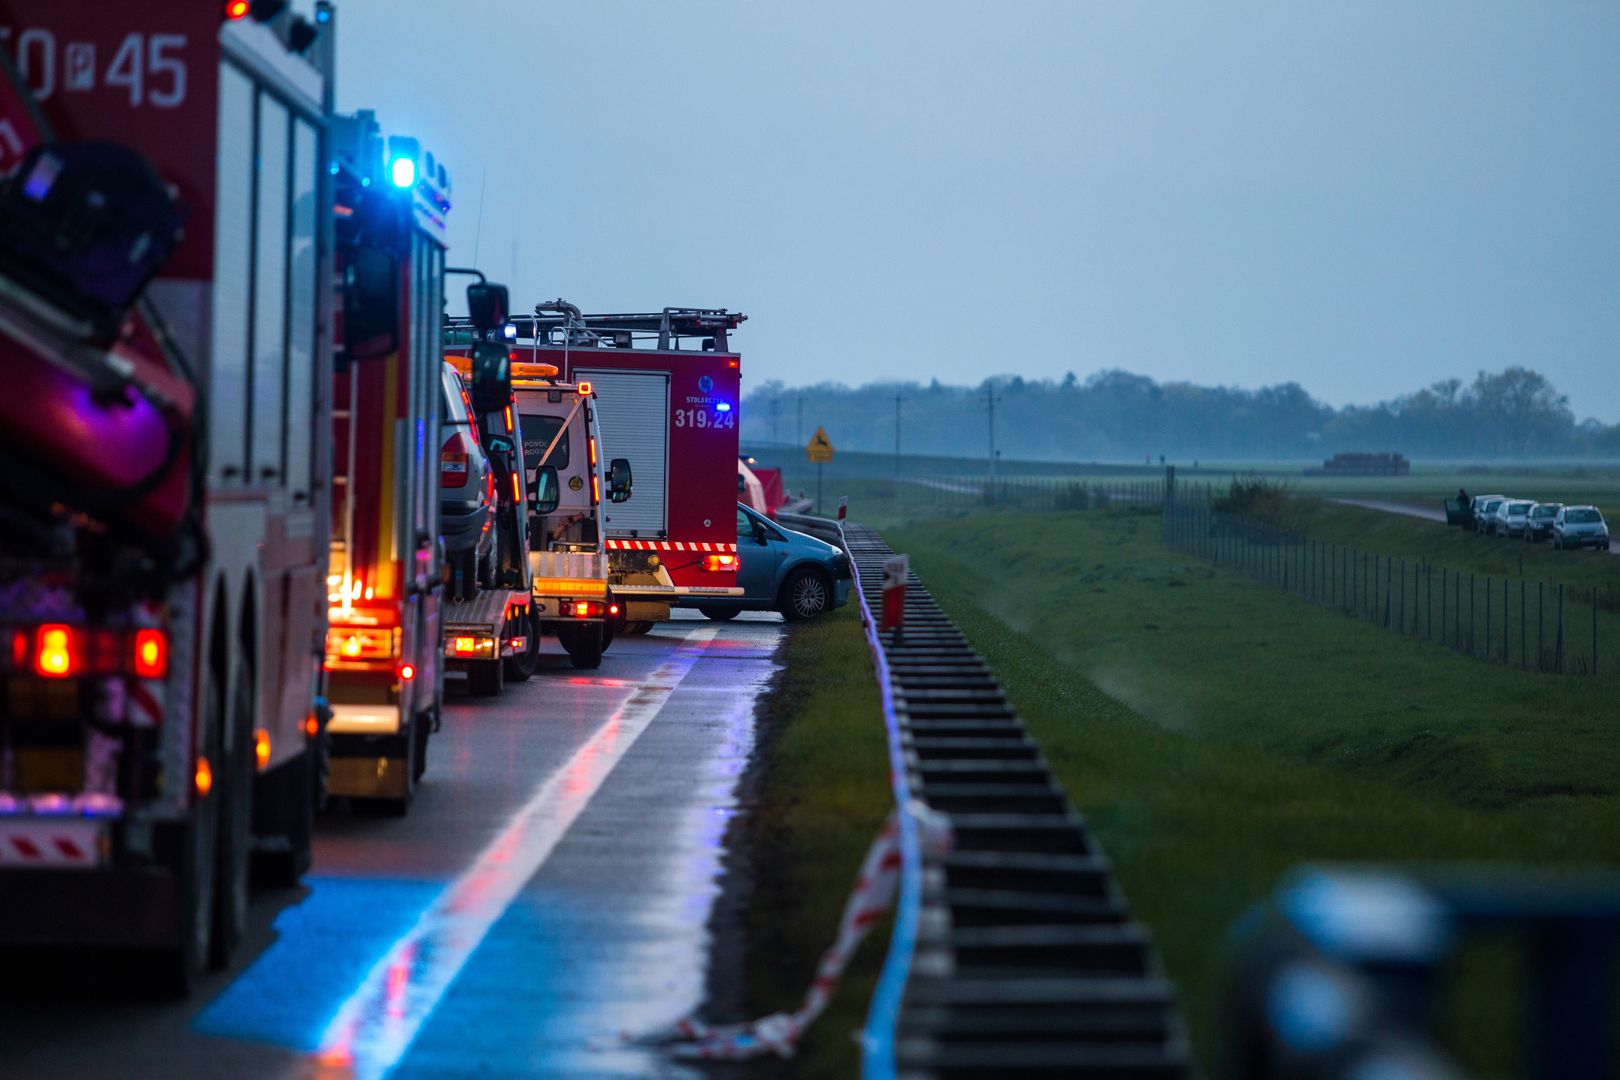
<box><xmin>536</xmin><ymin>345</ymin><xmax>741</xmax><ymax>592</ymax></box>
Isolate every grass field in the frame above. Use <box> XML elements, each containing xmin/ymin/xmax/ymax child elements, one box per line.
<box><xmin>882</xmin><ymin>508</ymin><xmax>1620</xmax><ymax>1073</ymax></box>
<box><xmin>739</xmin><ymin>605</ymin><xmax>891</xmax><ymax>1077</ymax></box>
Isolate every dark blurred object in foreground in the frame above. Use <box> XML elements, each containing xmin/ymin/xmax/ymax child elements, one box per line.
<box><xmin>1224</xmin><ymin>866</ymin><xmax>1620</xmax><ymax>1080</ymax></box>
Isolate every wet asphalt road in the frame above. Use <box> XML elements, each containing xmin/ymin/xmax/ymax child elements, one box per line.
<box><xmin>0</xmin><ymin>612</ymin><xmax>781</xmax><ymax>1080</ymax></box>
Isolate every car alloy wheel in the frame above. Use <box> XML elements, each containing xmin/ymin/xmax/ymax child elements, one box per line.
<box><xmin>789</xmin><ymin>572</ymin><xmax>829</xmax><ymax>620</ymax></box>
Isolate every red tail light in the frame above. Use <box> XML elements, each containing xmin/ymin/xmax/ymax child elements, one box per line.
<box><xmin>132</xmin><ymin>629</ymin><xmax>168</xmax><ymax>678</ymax></box>
<box><xmin>34</xmin><ymin>624</ymin><xmax>74</xmax><ymax>678</ymax></box>
<box><xmin>571</xmin><ymin>601</ymin><xmax>598</xmax><ymax>618</ymax></box>
<box><xmin>702</xmin><ymin>554</ymin><xmax>737</xmax><ymax>572</ymax></box>
<box><xmin>441</xmin><ymin>431</ymin><xmax>474</xmax><ymax>488</ymax></box>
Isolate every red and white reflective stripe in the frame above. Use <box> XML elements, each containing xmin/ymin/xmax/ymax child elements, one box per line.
<box><xmin>600</xmin><ymin>806</ymin><xmax>951</xmax><ymax>1062</ymax></box>
<box><xmin>126</xmin><ymin>600</ymin><xmax>165</xmax><ymax>727</ymax></box>
<box><xmin>0</xmin><ymin>821</ymin><xmax>102</xmax><ymax>868</ymax></box>
<box><xmin>604</xmin><ymin>540</ymin><xmax>738</xmax><ymax>553</ymax></box>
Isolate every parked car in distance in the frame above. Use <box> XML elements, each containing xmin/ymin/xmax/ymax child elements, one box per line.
<box><xmin>1525</xmin><ymin>502</ymin><xmax>1562</xmax><ymax>542</ymax></box>
<box><xmin>439</xmin><ymin>360</ymin><xmax>496</xmax><ymax>597</ymax></box>
<box><xmin>686</xmin><ymin>503</ymin><xmax>852</xmax><ymax>622</ymax></box>
<box><xmin>1493</xmin><ymin>499</ymin><xmax>1533</xmax><ymax>538</ymax></box>
<box><xmin>1552</xmin><ymin>505</ymin><xmax>1610</xmax><ymax>551</ymax></box>
<box><xmin>1471</xmin><ymin>495</ymin><xmax>1505</xmax><ymax>534</ymax></box>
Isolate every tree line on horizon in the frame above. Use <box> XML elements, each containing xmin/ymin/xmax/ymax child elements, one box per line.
<box><xmin>741</xmin><ymin>366</ymin><xmax>1618</xmax><ymax>462</ymax></box>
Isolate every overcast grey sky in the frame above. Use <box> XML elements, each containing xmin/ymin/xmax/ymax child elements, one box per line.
<box><xmin>335</xmin><ymin>2</ymin><xmax>1620</xmax><ymax>420</ymax></box>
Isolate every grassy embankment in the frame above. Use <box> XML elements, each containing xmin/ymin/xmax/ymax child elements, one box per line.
<box><xmin>740</xmin><ymin>605</ymin><xmax>890</xmax><ymax>1078</ymax></box>
<box><xmin>883</xmin><ymin>508</ymin><xmax>1620</xmax><ymax>1074</ymax></box>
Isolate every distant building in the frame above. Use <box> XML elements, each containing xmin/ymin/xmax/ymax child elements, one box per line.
<box><xmin>1304</xmin><ymin>452</ymin><xmax>1411</xmax><ymax>477</ymax></box>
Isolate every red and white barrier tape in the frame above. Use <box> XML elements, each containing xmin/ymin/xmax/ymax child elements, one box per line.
<box><xmin>597</xmin><ymin>802</ymin><xmax>951</xmax><ymax>1062</ymax></box>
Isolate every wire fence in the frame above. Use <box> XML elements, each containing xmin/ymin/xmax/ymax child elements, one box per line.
<box><xmin>1162</xmin><ymin>495</ymin><xmax>1610</xmax><ymax>678</ymax></box>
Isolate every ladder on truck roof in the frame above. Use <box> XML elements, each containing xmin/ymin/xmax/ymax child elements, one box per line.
<box><xmin>445</xmin><ymin>305</ymin><xmax>745</xmax><ymax>352</ymax></box>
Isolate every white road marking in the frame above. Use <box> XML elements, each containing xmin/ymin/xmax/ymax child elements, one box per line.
<box><xmin>307</xmin><ymin>626</ymin><xmax>721</xmax><ymax>1079</ymax></box>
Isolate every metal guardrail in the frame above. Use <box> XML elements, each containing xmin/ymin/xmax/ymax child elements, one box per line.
<box><xmin>843</xmin><ymin>521</ymin><xmax>1191</xmax><ymax>1078</ymax></box>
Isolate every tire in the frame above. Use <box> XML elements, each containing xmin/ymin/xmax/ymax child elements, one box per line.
<box><xmin>252</xmin><ymin>744</ymin><xmax>314</xmax><ymax>889</ymax></box>
<box><xmin>411</xmin><ymin>707</ymin><xmax>432</xmax><ymax>783</ymax></box>
<box><xmin>385</xmin><ymin>722</ymin><xmax>418</xmax><ymax>817</ymax></box>
<box><xmin>160</xmin><ymin>669</ymin><xmax>224</xmax><ymax>994</ymax></box>
<box><xmin>210</xmin><ymin>657</ymin><xmax>255</xmax><ymax>969</ymax></box>
<box><xmin>698</xmin><ymin>607</ymin><xmax>738</xmax><ymax>622</ymax></box>
<box><xmin>503</xmin><ymin>609</ymin><xmax>541</xmax><ymax>682</ymax></box>
<box><xmin>779</xmin><ymin>569</ymin><xmax>832</xmax><ymax>621</ymax></box>
<box><xmin>468</xmin><ymin>657</ymin><xmax>504</xmax><ymax>696</ymax></box>
<box><xmin>559</xmin><ymin>624</ymin><xmax>605</xmax><ymax>669</ymax></box>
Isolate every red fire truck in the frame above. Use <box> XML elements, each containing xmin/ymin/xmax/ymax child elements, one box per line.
<box><xmin>0</xmin><ymin>2</ymin><xmax>335</xmax><ymax>985</ymax></box>
<box><xmin>473</xmin><ymin>305</ymin><xmax>747</xmax><ymax>630</ymax></box>
<box><xmin>323</xmin><ymin>108</ymin><xmax>453</xmax><ymax>812</ymax></box>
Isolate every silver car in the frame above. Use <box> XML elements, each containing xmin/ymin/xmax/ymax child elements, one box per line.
<box><xmin>1493</xmin><ymin>499</ymin><xmax>1533</xmax><ymax>538</ymax></box>
<box><xmin>1552</xmin><ymin>505</ymin><xmax>1610</xmax><ymax>551</ymax></box>
<box><xmin>1472</xmin><ymin>495</ymin><xmax>1505</xmax><ymax>534</ymax></box>
<box><xmin>1524</xmin><ymin>502</ymin><xmax>1562</xmax><ymax>542</ymax></box>
<box><xmin>439</xmin><ymin>361</ymin><xmax>496</xmax><ymax>590</ymax></box>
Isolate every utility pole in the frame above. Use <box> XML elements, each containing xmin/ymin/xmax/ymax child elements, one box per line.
<box><xmin>770</xmin><ymin>396</ymin><xmax>779</xmax><ymax>443</ymax></box>
<box><xmin>984</xmin><ymin>385</ymin><xmax>1001</xmax><ymax>480</ymax></box>
<box><xmin>796</xmin><ymin>393</ymin><xmax>804</xmax><ymax>446</ymax></box>
<box><xmin>893</xmin><ymin>393</ymin><xmax>904</xmax><ymax>478</ymax></box>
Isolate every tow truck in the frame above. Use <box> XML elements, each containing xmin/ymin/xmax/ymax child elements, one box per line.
<box><xmin>451</xmin><ymin>304</ymin><xmax>745</xmax><ymax>632</ymax></box>
<box><xmin>439</xmin><ymin>277</ymin><xmax>540</xmax><ymax>696</ymax></box>
<box><xmin>322</xmin><ymin>108</ymin><xmax>452</xmax><ymax>812</ymax></box>
<box><xmin>0</xmin><ymin>2</ymin><xmax>335</xmax><ymax>986</ymax></box>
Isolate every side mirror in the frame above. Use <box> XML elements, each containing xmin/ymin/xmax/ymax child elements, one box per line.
<box><xmin>467</xmin><ymin>281</ymin><xmax>509</xmax><ymax>333</ymax></box>
<box><xmin>470</xmin><ymin>341</ymin><xmax>511</xmax><ymax>414</ymax></box>
<box><xmin>531</xmin><ymin>464</ymin><xmax>560</xmax><ymax>515</ymax></box>
<box><xmin>752</xmin><ymin>521</ymin><xmax>769</xmax><ymax>545</ymax></box>
<box><xmin>343</xmin><ymin>246</ymin><xmax>399</xmax><ymax>360</ymax></box>
<box><xmin>608</xmin><ymin>457</ymin><xmax>633</xmax><ymax>503</ymax></box>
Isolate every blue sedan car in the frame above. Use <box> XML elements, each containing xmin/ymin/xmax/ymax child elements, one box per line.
<box><xmin>687</xmin><ymin>504</ymin><xmax>852</xmax><ymax>621</ymax></box>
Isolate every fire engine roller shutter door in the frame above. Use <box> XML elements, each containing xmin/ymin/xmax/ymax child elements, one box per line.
<box><xmin>580</xmin><ymin>369</ymin><xmax>670</xmax><ymax>537</ymax></box>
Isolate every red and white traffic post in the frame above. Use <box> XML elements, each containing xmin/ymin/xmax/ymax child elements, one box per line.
<box><xmin>880</xmin><ymin>555</ymin><xmax>908</xmax><ymax>638</ymax></box>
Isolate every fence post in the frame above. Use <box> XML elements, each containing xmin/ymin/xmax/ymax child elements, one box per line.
<box><xmin>1519</xmin><ymin>580</ymin><xmax>1525</xmax><ymax>670</ymax></box>
<box><xmin>1539</xmin><ymin>581</ymin><xmax>1545</xmax><ymax>671</ymax></box>
<box><xmin>1557</xmin><ymin>583</ymin><xmax>1566</xmax><ymax>673</ymax></box>
<box><xmin>1502</xmin><ymin>577</ymin><xmax>1508</xmax><ymax>665</ymax></box>
<box><xmin>1399</xmin><ymin>559</ymin><xmax>1407</xmax><ymax>635</ymax></box>
<box><xmin>1427</xmin><ymin>565</ymin><xmax>1433</xmax><ymax>641</ymax></box>
<box><xmin>1486</xmin><ymin>577</ymin><xmax>1493</xmax><ymax>662</ymax></box>
<box><xmin>1592</xmin><ymin>585</ymin><xmax>1599</xmax><ymax>677</ymax></box>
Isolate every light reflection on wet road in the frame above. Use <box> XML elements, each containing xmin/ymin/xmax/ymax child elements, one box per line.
<box><xmin>0</xmin><ymin>613</ymin><xmax>780</xmax><ymax>1080</ymax></box>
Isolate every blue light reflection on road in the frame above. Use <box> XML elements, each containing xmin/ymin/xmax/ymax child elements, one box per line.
<box><xmin>192</xmin><ymin>877</ymin><xmax>443</xmax><ymax>1051</ymax></box>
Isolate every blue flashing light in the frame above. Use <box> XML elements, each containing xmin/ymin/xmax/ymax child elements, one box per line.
<box><xmin>716</xmin><ymin>402</ymin><xmax>733</xmax><ymax>413</ymax></box>
<box><xmin>389</xmin><ymin>156</ymin><xmax>417</xmax><ymax>189</ymax></box>
<box><xmin>502</xmin><ymin>324</ymin><xmax>518</xmax><ymax>341</ymax></box>
<box><xmin>316</xmin><ymin>6</ymin><xmax>331</xmax><ymax>21</ymax></box>
<box><xmin>360</xmin><ymin>176</ymin><xmax>370</xmax><ymax>188</ymax></box>
<box><xmin>328</xmin><ymin>162</ymin><xmax>340</xmax><ymax>176</ymax></box>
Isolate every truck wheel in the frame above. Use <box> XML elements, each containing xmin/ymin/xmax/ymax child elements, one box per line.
<box><xmin>161</xmin><ymin>670</ymin><xmax>225</xmax><ymax>994</ymax></box>
<box><xmin>503</xmin><ymin>610</ymin><xmax>541</xmax><ymax>682</ymax></box>
<box><xmin>412</xmin><ymin>706</ymin><xmax>432</xmax><ymax>783</ymax></box>
<box><xmin>385</xmin><ymin>725</ymin><xmax>417</xmax><ymax>817</ymax></box>
<box><xmin>468</xmin><ymin>658</ymin><xmax>504</xmax><ymax>696</ymax></box>
<box><xmin>210</xmin><ymin>659</ymin><xmax>255</xmax><ymax>969</ymax></box>
<box><xmin>698</xmin><ymin>607</ymin><xmax>738</xmax><ymax>622</ymax></box>
<box><xmin>780</xmin><ymin>569</ymin><xmax>832</xmax><ymax>621</ymax></box>
<box><xmin>251</xmin><ymin>744</ymin><xmax>314</xmax><ymax>889</ymax></box>
<box><xmin>560</xmin><ymin>624</ymin><xmax>605</xmax><ymax>669</ymax></box>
